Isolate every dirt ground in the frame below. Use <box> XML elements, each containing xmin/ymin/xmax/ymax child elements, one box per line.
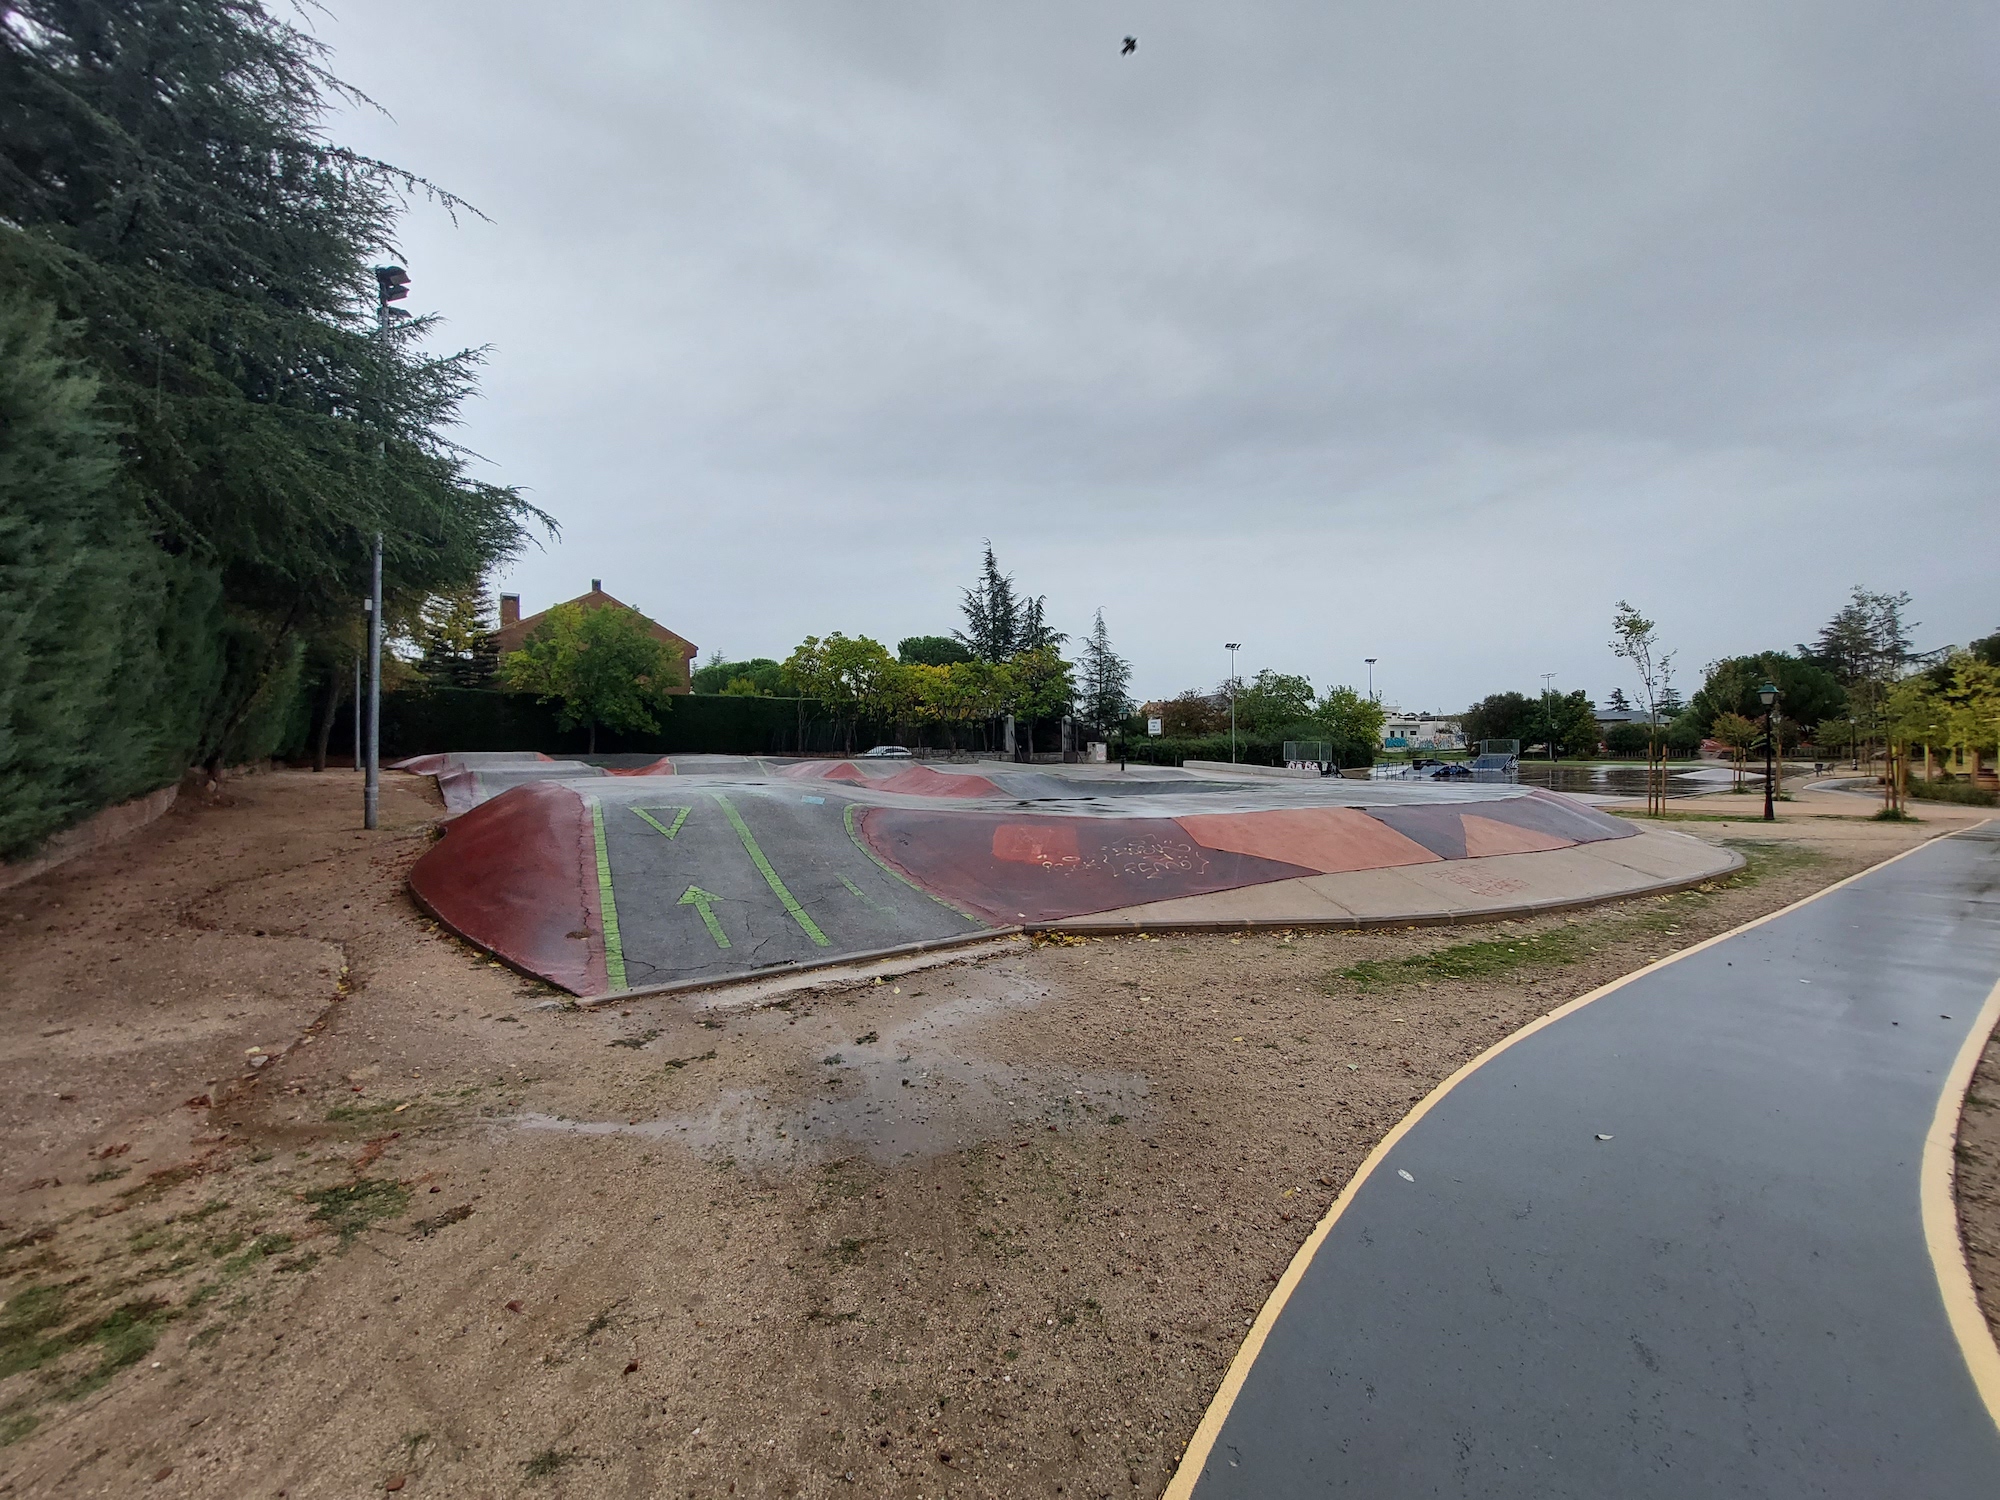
<box><xmin>0</xmin><ymin>770</ymin><xmax>1987</xmax><ymax>1498</ymax></box>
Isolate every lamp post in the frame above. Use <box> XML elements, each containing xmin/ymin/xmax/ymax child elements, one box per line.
<box><xmin>1540</xmin><ymin>672</ymin><xmax>1557</xmax><ymax>761</ymax></box>
<box><xmin>362</xmin><ymin>265</ymin><xmax>405</xmax><ymax>831</ymax></box>
<box><xmin>1225</xmin><ymin>643</ymin><xmax>1242</xmax><ymax>763</ymax></box>
<box><xmin>1365</xmin><ymin>657</ymin><xmax>1377</xmax><ymax>701</ymax></box>
<box><xmin>1758</xmin><ymin>681</ymin><xmax>1779</xmax><ymax>823</ymax></box>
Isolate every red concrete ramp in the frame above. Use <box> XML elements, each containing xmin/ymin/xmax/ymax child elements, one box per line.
<box><xmin>860</xmin><ymin>809</ymin><xmax>1315</xmax><ymax>924</ymax></box>
<box><xmin>408</xmin><ymin>781</ymin><xmax>607</xmax><ymax>994</ymax></box>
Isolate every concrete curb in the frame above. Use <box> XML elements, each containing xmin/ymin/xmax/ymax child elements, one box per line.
<box><xmin>578</xmin><ymin>928</ymin><xmax>1028</xmax><ymax>1007</ymax></box>
<box><xmin>1041</xmin><ymin>847</ymin><xmax>1745</xmax><ymax>936</ymax></box>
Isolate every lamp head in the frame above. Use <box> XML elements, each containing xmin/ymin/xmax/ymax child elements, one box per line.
<box><xmin>1758</xmin><ymin>682</ymin><xmax>1778</xmax><ymax>707</ymax></box>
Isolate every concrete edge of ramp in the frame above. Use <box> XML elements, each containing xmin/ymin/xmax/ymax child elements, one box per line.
<box><xmin>1044</xmin><ymin>829</ymin><xmax>1741</xmax><ymax>934</ymax></box>
<box><xmin>1161</xmin><ymin>822</ymin><xmax>2000</xmax><ymax>1499</ymax></box>
<box><xmin>576</xmin><ymin>929</ymin><xmax>1027</xmax><ymax>1008</ymax></box>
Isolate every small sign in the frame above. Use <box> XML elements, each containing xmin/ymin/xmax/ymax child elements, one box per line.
<box><xmin>1147</xmin><ymin>716</ymin><xmax>1163</xmax><ymax>737</ymax></box>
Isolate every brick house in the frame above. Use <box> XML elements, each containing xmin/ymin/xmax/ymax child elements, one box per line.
<box><xmin>495</xmin><ymin>580</ymin><xmax>698</xmax><ymax>693</ymax></box>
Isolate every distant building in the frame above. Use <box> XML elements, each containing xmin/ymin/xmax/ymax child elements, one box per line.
<box><xmin>1380</xmin><ymin>711</ymin><xmax>1464</xmax><ymax>750</ymax></box>
<box><xmin>495</xmin><ymin>580</ymin><xmax>698</xmax><ymax>693</ymax></box>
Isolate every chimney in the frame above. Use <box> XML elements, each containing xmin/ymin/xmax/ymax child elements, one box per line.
<box><xmin>499</xmin><ymin>593</ymin><xmax>520</xmax><ymax>627</ymax></box>
<box><xmin>591</xmin><ymin>578</ymin><xmax>603</xmax><ymax>593</ymax></box>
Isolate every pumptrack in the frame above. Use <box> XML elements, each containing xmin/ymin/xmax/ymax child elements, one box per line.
<box><xmin>397</xmin><ymin>753</ymin><xmax>1739</xmax><ymax>998</ymax></box>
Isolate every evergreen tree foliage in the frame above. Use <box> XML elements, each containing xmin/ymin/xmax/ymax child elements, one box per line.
<box><xmin>955</xmin><ymin>542</ymin><xmax>1022</xmax><ymax>663</ymax></box>
<box><xmin>0</xmin><ymin>290</ymin><xmax>233</xmax><ymax>857</ymax></box>
<box><xmin>1687</xmin><ymin>653</ymin><xmax>1845</xmax><ymax>736</ymax></box>
<box><xmin>1076</xmin><ymin>609</ymin><xmax>1132</xmax><ymax>735</ymax></box>
<box><xmin>0</xmin><ymin>0</ymin><xmax>547</xmax><ymax>849</ymax></box>
<box><xmin>413</xmin><ymin>582</ymin><xmax>498</xmax><ymax>687</ymax></box>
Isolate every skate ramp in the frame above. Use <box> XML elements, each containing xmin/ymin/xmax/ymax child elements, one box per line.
<box><xmin>399</xmin><ymin>755</ymin><xmax>1733</xmax><ymax>998</ymax></box>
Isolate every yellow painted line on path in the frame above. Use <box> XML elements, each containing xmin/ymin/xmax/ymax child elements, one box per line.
<box><xmin>1164</xmin><ymin>821</ymin><xmax>1995</xmax><ymax>1496</ymax></box>
<box><xmin>1924</xmin><ymin>964</ymin><xmax>2000</xmax><ymax>1432</ymax></box>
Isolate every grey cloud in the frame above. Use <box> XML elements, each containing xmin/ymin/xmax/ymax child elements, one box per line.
<box><xmin>323</xmin><ymin>0</ymin><xmax>1997</xmax><ymax>706</ymax></box>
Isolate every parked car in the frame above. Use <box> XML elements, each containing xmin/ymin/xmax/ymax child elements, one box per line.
<box><xmin>1429</xmin><ymin>762</ymin><xmax>1473</xmax><ymax>779</ymax></box>
<box><xmin>860</xmin><ymin>745</ymin><xmax>913</xmax><ymax>759</ymax></box>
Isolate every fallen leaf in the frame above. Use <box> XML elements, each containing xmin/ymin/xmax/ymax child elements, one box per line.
<box><xmin>624</xmin><ymin>1360</ymin><xmax>640</xmax><ymax>1374</ymax></box>
<box><xmin>505</xmin><ymin>1299</ymin><xmax>523</xmax><ymax>1313</ymax></box>
<box><xmin>385</xmin><ymin>1478</ymin><xmax>406</xmax><ymax>1493</ymax></box>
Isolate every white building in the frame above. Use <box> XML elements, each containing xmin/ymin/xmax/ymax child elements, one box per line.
<box><xmin>1380</xmin><ymin>711</ymin><xmax>1465</xmax><ymax>751</ymax></box>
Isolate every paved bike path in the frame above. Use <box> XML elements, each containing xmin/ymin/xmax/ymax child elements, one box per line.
<box><xmin>1178</xmin><ymin>826</ymin><xmax>2000</xmax><ymax>1498</ymax></box>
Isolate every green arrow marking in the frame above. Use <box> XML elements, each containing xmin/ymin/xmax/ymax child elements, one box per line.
<box><xmin>677</xmin><ymin>885</ymin><xmax>730</xmax><ymax>949</ymax></box>
<box><xmin>632</xmin><ymin>805</ymin><xmax>690</xmax><ymax>839</ymax></box>
<box><xmin>711</xmin><ymin>794</ymin><xmax>830</xmax><ymax>947</ymax></box>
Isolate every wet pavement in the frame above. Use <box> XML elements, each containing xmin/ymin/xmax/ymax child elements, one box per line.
<box><xmin>1176</xmin><ymin>824</ymin><xmax>2000</xmax><ymax>1498</ymax></box>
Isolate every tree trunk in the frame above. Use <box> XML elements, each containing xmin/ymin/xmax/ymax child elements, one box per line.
<box><xmin>312</xmin><ymin>664</ymin><xmax>345</xmax><ymax>772</ymax></box>
<box><xmin>588</xmin><ymin>720</ymin><xmax>597</xmax><ymax>755</ymax></box>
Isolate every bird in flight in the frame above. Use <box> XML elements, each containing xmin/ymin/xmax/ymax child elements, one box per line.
<box><xmin>1122</xmin><ymin>36</ymin><xmax>1137</xmax><ymax>54</ymax></box>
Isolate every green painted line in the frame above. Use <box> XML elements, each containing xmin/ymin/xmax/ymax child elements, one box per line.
<box><xmin>842</xmin><ymin>802</ymin><xmax>986</xmax><ymax>925</ymax></box>
<box><xmin>712</xmin><ymin>794</ymin><xmax>830</xmax><ymax>947</ymax></box>
<box><xmin>632</xmin><ymin>805</ymin><xmax>691</xmax><ymax>839</ymax></box>
<box><xmin>839</xmin><ymin>873</ymin><xmax>898</xmax><ymax>919</ymax></box>
<box><xmin>677</xmin><ymin>884</ymin><xmax>731</xmax><ymax>949</ymax></box>
<box><xmin>591</xmin><ymin>799</ymin><xmax>628</xmax><ymax>990</ymax></box>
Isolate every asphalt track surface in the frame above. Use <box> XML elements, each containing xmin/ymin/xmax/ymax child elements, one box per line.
<box><xmin>1177</xmin><ymin>824</ymin><xmax>2000</xmax><ymax>1498</ymax></box>
<box><xmin>600</xmin><ymin>787</ymin><xmax>986</xmax><ymax>991</ymax></box>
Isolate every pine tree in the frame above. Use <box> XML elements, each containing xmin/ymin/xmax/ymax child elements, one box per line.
<box><xmin>414</xmin><ymin>582</ymin><xmax>499</xmax><ymax>687</ymax></box>
<box><xmin>1077</xmin><ymin>609</ymin><xmax>1133</xmax><ymax>735</ymax></box>
<box><xmin>956</xmin><ymin>542</ymin><xmax>1022</xmax><ymax>663</ymax></box>
<box><xmin>2</xmin><ymin>0</ymin><xmax>548</xmax><ymax>796</ymax></box>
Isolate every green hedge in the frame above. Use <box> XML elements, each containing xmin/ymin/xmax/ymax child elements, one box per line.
<box><xmin>1907</xmin><ymin>777</ymin><xmax>1998</xmax><ymax>807</ymax></box>
<box><xmin>354</xmin><ymin>687</ymin><xmax>883</xmax><ymax>759</ymax></box>
<box><xmin>1113</xmin><ymin>731</ymin><xmax>1375</xmax><ymax>770</ymax></box>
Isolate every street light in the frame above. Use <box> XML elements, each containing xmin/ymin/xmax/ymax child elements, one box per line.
<box><xmin>1365</xmin><ymin>657</ymin><xmax>1377</xmax><ymax>701</ymax></box>
<box><xmin>1540</xmin><ymin>672</ymin><xmax>1557</xmax><ymax>761</ymax></box>
<box><xmin>1225</xmin><ymin>643</ymin><xmax>1242</xmax><ymax>763</ymax></box>
<box><xmin>1758</xmin><ymin>682</ymin><xmax>1779</xmax><ymax>823</ymax></box>
<box><xmin>361</xmin><ymin>265</ymin><xmax>405</xmax><ymax>830</ymax></box>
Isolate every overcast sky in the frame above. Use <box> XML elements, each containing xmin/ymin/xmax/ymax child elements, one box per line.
<box><xmin>318</xmin><ymin>2</ymin><xmax>1996</xmax><ymax>711</ymax></box>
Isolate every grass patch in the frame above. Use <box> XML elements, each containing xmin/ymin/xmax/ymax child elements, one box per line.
<box><xmin>1330</xmin><ymin>841</ymin><xmax>1822</xmax><ymax>991</ymax></box>
<box><xmin>325</xmin><ymin>1098</ymin><xmax>407</xmax><ymax>1124</ymax></box>
<box><xmin>0</xmin><ymin>1284</ymin><xmax>179</xmax><ymax>1401</ymax></box>
<box><xmin>1339</xmin><ymin>925</ymin><xmax>1594</xmax><ymax>988</ymax></box>
<box><xmin>661</xmin><ymin>1050</ymin><xmax>717</xmax><ymax>1071</ymax></box>
<box><xmin>523</xmin><ymin>1448</ymin><xmax>579</xmax><ymax>1479</ymax></box>
<box><xmin>219</xmin><ymin>1233</ymin><xmax>293</xmax><ymax>1277</ymax></box>
<box><xmin>303</xmin><ymin>1178</ymin><xmax>411</xmax><ymax>1246</ymax></box>
<box><xmin>409</xmin><ymin>1203</ymin><xmax>475</xmax><ymax>1238</ymax></box>
<box><xmin>607</xmin><ymin>1029</ymin><xmax>660</xmax><ymax>1049</ymax></box>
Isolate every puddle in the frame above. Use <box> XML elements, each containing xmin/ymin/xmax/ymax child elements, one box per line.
<box><xmin>514</xmin><ymin>966</ymin><xmax>1146</xmax><ymax>1165</ymax></box>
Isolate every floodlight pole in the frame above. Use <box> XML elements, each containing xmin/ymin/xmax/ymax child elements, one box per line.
<box><xmin>362</xmin><ymin>263</ymin><xmax>408</xmax><ymax>830</ymax></box>
<box><xmin>1366</xmin><ymin>658</ymin><xmax>1377</xmax><ymax>701</ymax></box>
<box><xmin>1758</xmin><ymin>682</ymin><xmax>1780</xmax><ymax>823</ymax></box>
<box><xmin>1225</xmin><ymin>642</ymin><xmax>1241</xmax><ymax>763</ymax></box>
<box><xmin>1540</xmin><ymin>672</ymin><xmax>1557</xmax><ymax>761</ymax></box>
<box><xmin>365</xmin><ymin>533</ymin><xmax>382</xmax><ymax>829</ymax></box>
